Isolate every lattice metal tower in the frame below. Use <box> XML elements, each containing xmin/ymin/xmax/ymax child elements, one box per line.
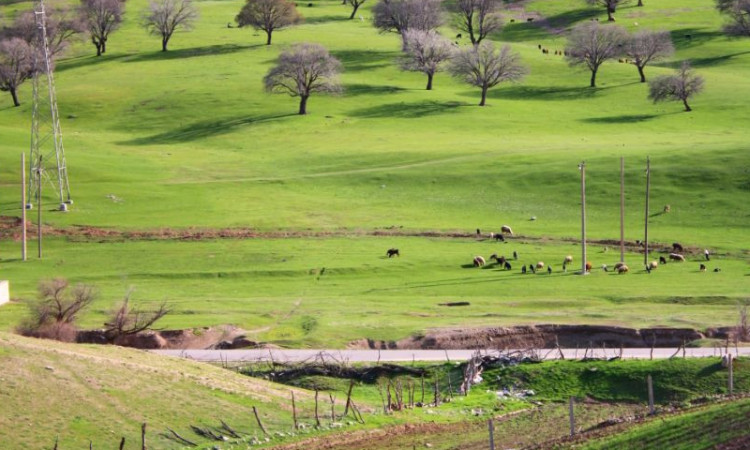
<box><xmin>27</xmin><ymin>0</ymin><xmax>72</xmax><ymax>211</ymax></box>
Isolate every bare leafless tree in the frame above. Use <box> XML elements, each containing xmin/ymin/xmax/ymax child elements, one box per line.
<box><xmin>264</xmin><ymin>43</ymin><xmax>342</xmax><ymax>115</ymax></box>
<box><xmin>453</xmin><ymin>0</ymin><xmax>503</xmax><ymax>45</ymax></box>
<box><xmin>236</xmin><ymin>0</ymin><xmax>302</xmax><ymax>45</ymax></box>
<box><xmin>80</xmin><ymin>0</ymin><xmax>124</xmax><ymax>56</ymax></box>
<box><xmin>347</xmin><ymin>0</ymin><xmax>366</xmax><ymax>20</ymax></box>
<box><xmin>400</xmin><ymin>29</ymin><xmax>454</xmax><ymax>90</ymax></box>
<box><xmin>4</xmin><ymin>7</ymin><xmax>85</xmax><ymax>57</ymax></box>
<box><xmin>18</xmin><ymin>278</ymin><xmax>97</xmax><ymax>342</ymax></box>
<box><xmin>372</xmin><ymin>0</ymin><xmax>443</xmax><ymax>43</ymax></box>
<box><xmin>586</xmin><ymin>0</ymin><xmax>631</xmax><ymax>22</ymax></box>
<box><xmin>141</xmin><ymin>0</ymin><xmax>198</xmax><ymax>51</ymax></box>
<box><xmin>449</xmin><ymin>41</ymin><xmax>527</xmax><ymax>106</ymax></box>
<box><xmin>625</xmin><ymin>30</ymin><xmax>674</xmax><ymax>82</ymax></box>
<box><xmin>565</xmin><ymin>21</ymin><xmax>627</xmax><ymax>87</ymax></box>
<box><xmin>0</xmin><ymin>38</ymin><xmax>34</xmax><ymax>107</ymax></box>
<box><xmin>104</xmin><ymin>290</ymin><xmax>170</xmax><ymax>340</ymax></box>
<box><xmin>648</xmin><ymin>61</ymin><xmax>704</xmax><ymax>111</ymax></box>
<box><xmin>716</xmin><ymin>0</ymin><xmax>750</xmax><ymax>37</ymax></box>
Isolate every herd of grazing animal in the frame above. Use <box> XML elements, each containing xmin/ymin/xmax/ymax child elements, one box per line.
<box><xmin>385</xmin><ymin>231</ymin><xmax>721</xmax><ymax>275</ymax></box>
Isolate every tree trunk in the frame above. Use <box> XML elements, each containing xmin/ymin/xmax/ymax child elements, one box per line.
<box><xmin>349</xmin><ymin>3</ymin><xmax>360</xmax><ymax>19</ymax></box>
<box><xmin>10</xmin><ymin>87</ymin><xmax>20</xmax><ymax>107</ymax></box>
<box><xmin>266</xmin><ymin>30</ymin><xmax>272</xmax><ymax>45</ymax></box>
<box><xmin>299</xmin><ymin>95</ymin><xmax>309</xmax><ymax>115</ymax></box>
<box><xmin>101</xmin><ymin>39</ymin><xmax>107</xmax><ymax>54</ymax></box>
<box><xmin>683</xmin><ymin>98</ymin><xmax>691</xmax><ymax>112</ymax></box>
<box><xmin>426</xmin><ymin>73</ymin><xmax>433</xmax><ymax>90</ymax></box>
<box><xmin>94</xmin><ymin>41</ymin><xmax>102</xmax><ymax>56</ymax></box>
<box><xmin>590</xmin><ymin>68</ymin><xmax>597</xmax><ymax>87</ymax></box>
<box><xmin>607</xmin><ymin>8</ymin><xmax>615</xmax><ymax>21</ymax></box>
<box><xmin>637</xmin><ymin>65</ymin><xmax>646</xmax><ymax>83</ymax></box>
<box><xmin>637</xmin><ymin>0</ymin><xmax>643</xmax><ymax>6</ymax></box>
<box><xmin>162</xmin><ymin>34</ymin><xmax>169</xmax><ymax>52</ymax></box>
<box><xmin>479</xmin><ymin>85</ymin><xmax>488</xmax><ymax>106</ymax></box>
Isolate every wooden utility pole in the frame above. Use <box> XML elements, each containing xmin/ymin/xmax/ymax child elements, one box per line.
<box><xmin>488</xmin><ymin>419</ymin><xmax>495</xmax><ymax>450</ymax></box>
<box><xmin>728</xmin><ymin>354</ymin><xmax>734</xmax><ymax>395</ymax></box>
<box><xmin>37</xmin><ymin>156</ymin><xmax>42</xmax><ymax>259</ymax></box>
<box><xmin>579</xmin><ymin>162</ymin><xmax>587</xmax><ymax>274</ymax></box>
<box><xmin>21</xmin><ymin>153</ymin><xmax>27</xmax><ymax>261</ymax></box>
<box><xmin>620</xmin><ymin>156</ymin><xmax>625</xmax><ymax>263</ymax></box>
<box><xmin>644</xmin><ymin>157</ymin><xmax>650</xmax><ymax>266</ymax></box>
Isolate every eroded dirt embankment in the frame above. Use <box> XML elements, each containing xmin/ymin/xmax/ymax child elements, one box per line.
<box><xmin>349</xmin><ymin>324</ymin><xmax>742</xmax><ymax>350</ymax></box>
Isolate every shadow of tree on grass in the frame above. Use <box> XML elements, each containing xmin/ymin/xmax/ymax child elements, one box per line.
<box><xmin>350</xmin><ymin>100</ymin><xmax>468</xmax><ymax>118</ymax></box>
<box><xmin>120</xmin><ymin>113</ymin><xmax>295</xmax><ymax>145</ymax></box>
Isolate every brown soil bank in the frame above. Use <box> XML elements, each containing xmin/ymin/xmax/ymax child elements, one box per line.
<box><xmin>352</xmin><ymin>325</ymin><xmax>719</xmax><ymax>350</ymax></box>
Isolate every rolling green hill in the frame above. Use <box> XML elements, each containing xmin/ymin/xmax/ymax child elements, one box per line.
<box><xmin>0</xmin><ymin>0</ymin><xmax>748</xmax><ymax>344</ymax></box>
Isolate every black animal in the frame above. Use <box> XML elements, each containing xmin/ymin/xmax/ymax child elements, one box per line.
<box><xmin>476</xmin><ymin>228</ymin><xmax>481</xmax><ymax>236</ymax></box>
<box><xmin>521</xmin><ymin>265</ymin><xmax>527</xmax><ymax>274</ymax></box>
<box><xmin>547</xmin><ymin>266</ymin><xmax>552</xmax><ymax>275</ymax></box>
<box><xmin>504</xmin><ymin>261</ymin><xmax>512</xmax><ymax>270</ymax></box>
<box><xmin>700</xmin><ymin>264</ymin><xmax>706</xmax><ymax>272</ymax></box>
<box><xmin>386</xmin><ymin>248</ymin><xmax>400</xmax><ymax>258</ymax></box>
<box><xmin>456</xmin><ymin>33</ymin><xmax>462</xmax><ymax>38</ymax></box>
<box><xmin>529</xmin><ymin>265</ymin><xmax>536</xmax><ymax>274</ymax></box>
<box><xmin>538</xmin><ymin>44</ymin><xmax>542</xmax><ymax>49</ymax></box>
<box><xmin>513</xmin><ymin>251</ymin><xmax>518</xmax><ymax>260</ymax></box>
<box><xmin>714</xmin><ymin>268</ymin><xmax>721</xmax><ymax>272</ymax></box>
<box><xmin>490</xmin><ymin>254</ymin><xmax>506</xmax><ymax>265</ymax></box>
<box><xmin>495</xmin><ymin>234</ymin><xmax>505</xmax><ymax>242</ymax></box>
<box><xmin>645</xmin><ymin>265</ymin><xmax>651</xmax><ymax>273</ymax></box>
<box><xmin>659</xmin><ymin>256</ymin><xmax>667</xmax><ymax>265</ymax></box>
<box><xmin>672</xmin><ymin>242</ymin><xmax>684</xmax><ymax>253</ymax></box>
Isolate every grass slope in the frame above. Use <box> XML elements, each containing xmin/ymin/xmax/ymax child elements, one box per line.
<box><xmin>579</xmin><ymin>397</ymin><xmax>750</xmax><ymax>449</ymax></box>
<box><xmin>0</xmin><ymin>332</ymin><xmax>314</xmax><ymax>448</ymax></box>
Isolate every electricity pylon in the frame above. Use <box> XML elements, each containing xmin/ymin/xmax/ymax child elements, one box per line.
<box><xmin>27</xmin><ymin>0</ymin><xmax>72</xmax><ymax>211</ymax></box>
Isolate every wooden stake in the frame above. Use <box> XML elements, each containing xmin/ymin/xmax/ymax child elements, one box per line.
<box><xmin>119</xmin><ymin>437</ymin><xmax>125</xmax><ymax>450</ymax></box>
<box><xmin>647</xmin><ymin>375</ymin><xmax>654</xmax><ymax>415</ymax></box>
<box><xmin>420</xmin><ymin>374</ymin><xmax>425</xmax><ymax>404</ymax></box>
<box><xmin>141</xmin><ymin>422</ymin><xmax>146</xmax><ymax>450</ymax></box>
<box><xmin>644</xmin><ymin>157</ymin><xmax>650</xmax><ymax>266</ymax></box>
<box><xmin>329</xmin><ymin>393</ymin><xmax>336</xmax><ymax>422</ymax></box>
<box><xmin>252</xmin><ymin>406</ymin><xmax>269</xmax><ymax>436</ymax></box>
<box><xmin>569</xmin><ymin>397</ymin><xmax>575</xmax><ymax>436</ymax></box>
<box><xmin>488</xmin><ymin>419</ymin><xmax>495</xmax><ymax>450</ymax></box>
<box><xmin>728</xmin><ymin>354</ymin><xmax>734</xmax><ymax>395</ymax></box>
<box><xmin>37</xmin><ymin>156</ymin><xmax>42</xmax><ymax>259</ymax></box>
<box><xmin>291</xmin><ymin>391</ymin><xmax>299</xmax><ymax>429</ymax></box>
<box><xmin>433</xmin><ymin>378</ymin><xmax>439</xmax><ymax>406</ymax></box>
<box><xmin>344</xmin><ymin>380</ymin><xmax>354</xmax><ymax>416</ymax></box>
<box><xmin>21</xmin><ymin>153</ymin><xmax>27</xmax><ymax>261</ymax></box>
<box><xmin>314</xmin><ymin>388</ymin><xmax>321</xmax><ymax>427</ymax></box>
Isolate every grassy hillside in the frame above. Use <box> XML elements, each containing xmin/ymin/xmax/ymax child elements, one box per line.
<box><xmin>0</xmin><ymin>0</ymin><xmax>748</xmax><ymax>343</ymax></box>
<box><xmin>578</xmin><ymin>397</ymin><xmax>750</xmax><ymax>449</ymax></box>
<box><xmin>0</xmin><ymin>332</ymin><xmax>314</xmax><ymax>448</ymax></box>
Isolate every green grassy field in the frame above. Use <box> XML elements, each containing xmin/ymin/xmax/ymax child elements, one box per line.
<box><xmin>0</xmin><ymin>0</ymin><xmax>748</xmax><ymax>344</ymax></box>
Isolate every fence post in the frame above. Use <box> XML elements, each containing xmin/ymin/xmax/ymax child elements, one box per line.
<box><xmin>728</xmin><ymin>354</ymin><xmax>734</xmax><ymax>395</ymax></box>
<box><xmin>568</xmin><ymin>397</ymin><xmax>575</xmax><ymax>436</ymax></box>
<box><xmin>647</xmin><ymin>375</ymin><xmax>655</xmax><ymax>415</ymax></box>
<box><xmin>488</xmin><ymin>418</ymin><xmax>495</xmax><ymax>450</ymax></box>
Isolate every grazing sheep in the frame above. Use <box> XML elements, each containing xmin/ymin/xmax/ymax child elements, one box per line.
<box><xmin>564</xmin><ymin>255</ymin><xmax>573</xmax><ymax>265</ymax></box>
<box><xmin>646</xmin><ymin>265</ymin><xmax>651</xmax><ymax>273</ymax></box>
<box><xmin>527</xmin><ymin>17</ymin><xmax>534</xmax><ymax>22</ymax></box>
<box><xmin>663</xmin><ymin>204</ymin><xmax>671</xmax><ymax>213</ymax></box>
<box><xmin>714</xmin><ymin>268</ymin><xmax>721</xmax><ymax>272</ymax></box>
<box><xmin>672</xmin><ymin>242</ymin><xmax>684</xmax><ymax>253</ymax></box>
<box><xmin>535</xmin><ymin>261</ymin><xmax>545</xmax><ymax>270</ymax></box>
<box><xmin>538</xmin><ymin>44</ymin><xmax>542</xmax><ymax>49</ymax></box>
<box><xmin>510</xmin><ymin>18</ymin><xmax>515</xmax><ymax>22</ymax></box>
<box><xmin>495</xmin><ymin>234</ymin><xmax>505</xmax><ymax>242</ymax></box>
<box><xmin>473</xmin><ymin>256</ymin><xmax>486</xmax><ymax>267</ymax></box>
<box><xmin>476</xmin><ymin>228</ymin><xmax>481</xmax><ymax>236</ymax></box>
<box><xmin>386</xmin><ymin>248</ymin><xmax>400</xmax><ymax>258</ymax></box>
<box><xmin>614</xmin><ymin>262</ymin><xmax>626</xmax><ymax>271</ymax></box>
<box><xmin>529</xmin><ymin>264</ymin><xmax>536</xmax><ymax>274</ymax></box>
<box><xmin>504</xmin><ymin>261</ymin><xmax>512</xmax><ymax>270</ymax></box>
<box><xmin>563</xmin><ymin>262</ymin><xmax>567</xmax><ymax>272</ymax></box>
<box><xmin>585</xmin><ymin>261</ymin><xmax>592</xmax><ymax>272</ymax></box>
<box><xmin>616</xmin><ymin>264</ymin><xmax>629</xmax><ymax>274</ymax></box>
<box><xmin>547</xmin><ymin>266</ymin><xmax>552</xmax><ymax>275</ymax></box>
<box><xmin>669</xmin><ymin>253</ymin><xmax>685</xmax><ymax>262</ymax></box>
<box><xmin>700</xmin><ymin>264</ymin><xmax>706</xmax><ymax>272</ymax></box>
<box><xmin>649</xmin><ymin>261</ymin><xmax>658</xmax><ymax>270</ymax></box>
<box><xmin>521</xmin><ymin>265</ymin><xmax>527</xmax><ymax>274</ymax></box>
<box><xmin>704</xmin><ymin>249</ymin><xmax>710</xmax><ymax>261</ymax></box>
<box><xmin>659</xmin><ymin>256</ymin><xmax>668</xmax><ymax>265</ymax></box>
<box><xmin>456</xmin><ymin>33</ymin><xmax>462</xmax><ymax>39</ymax></box>
<box><xmin>602</xmin><ymin>264</ymin><xmax>608</xmax><ymax>272</ymax></box>
<box><xmin>490</xmin><ymin>254</ymin><xmax>506</xmax><ymax>265</ymax></box>
<box><xmin>513</xmin><ymin>251</ymin><xmax>518</xmax><ymax>260</ymax></box>
<box><xmin>501</xmin><ymin>225</ymin><xmax>513</xmax><ymax>235</ymax></box>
